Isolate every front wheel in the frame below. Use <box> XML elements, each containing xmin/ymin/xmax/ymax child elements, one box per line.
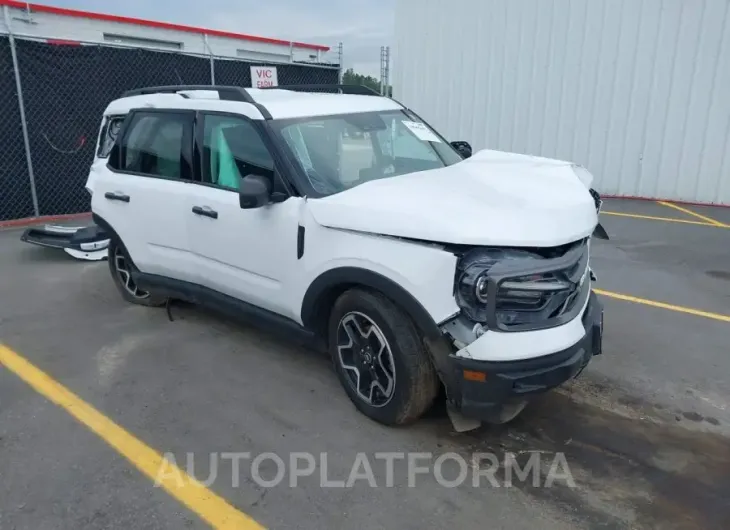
<box><xmin>108</xmin><ymin>238</ymin><xmax>166</xmax><ymax>307</ymax></box>
<box><xmin>328</xmin><ymin>289</ymin><xmax>439</xmax><ymax>426</ymax></box>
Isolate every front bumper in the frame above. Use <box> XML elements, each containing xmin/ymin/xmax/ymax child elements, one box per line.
<box><xmin>447</xmin><ymin>291</ymin><xmax>603</xmax><ymax>422</ymax></box>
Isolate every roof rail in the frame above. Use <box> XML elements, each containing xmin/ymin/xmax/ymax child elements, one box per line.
<box><xmin>121</xmin><ymin>85</ymin><xmax>273</xmax><ymax>120</ymax></box>
<box><xmin>261</xmin><ymin>84</ymin><xmax>381</xmax><ymax>96</ymax></box>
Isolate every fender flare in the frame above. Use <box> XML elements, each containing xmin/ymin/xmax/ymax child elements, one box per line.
<box><xmin>300</xmin><ymin>267</ymin><xmax>442</xmax><ymax>340</ymax></box>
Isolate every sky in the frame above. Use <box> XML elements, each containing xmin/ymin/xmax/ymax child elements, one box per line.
<box><xmin>32</xmin><ymin>0</ymin><xmax>394</xmax><ymax>77</ymax></box>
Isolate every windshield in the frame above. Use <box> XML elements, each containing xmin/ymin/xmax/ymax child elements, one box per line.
<box><xmin>271</xmin><ymin>110</ymin><xmax>463</xmax><ymax>196</ymax></box>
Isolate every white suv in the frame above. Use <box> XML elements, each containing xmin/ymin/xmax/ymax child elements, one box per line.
<box><xmin>88</xmin><ymin>84</ymin><xmax>605</xmax><ymax>427</ymax></box>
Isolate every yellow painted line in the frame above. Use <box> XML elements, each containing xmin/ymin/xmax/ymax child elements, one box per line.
<box><xmin>656</xmin><ymin>201</ymin><xmax>728</xmax><ymax>227</ymax></box>
<box><xmin>594</xmin><ymin>289</ymin><xmax>730</xmax><ymax>323</ymax></box>
<box><xmin>0</xmin><ymin>344</ymin><xmax>265</xmax><ymax>530</ymax></box>
<box><xmin>601</xmin><ymin>210</ymin><xmax>721</xmax><ymax>227</ymax></box>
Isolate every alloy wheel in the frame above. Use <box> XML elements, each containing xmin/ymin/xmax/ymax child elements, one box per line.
<box><xmin>336</xmin><ymin>312</ymin><xmax>396</xmax><ymax>407</ymax></box>
<box><xmin>113</xmin><ymin>246</ymin><xmax>150</xmax><ymax>299</ymax></box>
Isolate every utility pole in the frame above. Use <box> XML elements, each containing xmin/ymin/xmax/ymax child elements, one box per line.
<box><xmin>380</xmin><ymin>46</ymin><xmax>391</xmax><ymax>96</ymax></box>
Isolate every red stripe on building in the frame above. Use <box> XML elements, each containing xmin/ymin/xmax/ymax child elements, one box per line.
<box><xmin>0</xmin><ymin>0</ymin><xmax>330</xmax><ymax>51</ymax></box>
<box><xmin>46</xmin><ymin>38</ymin><xmax>81</xmax><ymax>46</ymax></box>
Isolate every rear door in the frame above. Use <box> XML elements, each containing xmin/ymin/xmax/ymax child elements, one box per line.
<box><xmin>90</xmin><ymin>109</ymin><xmax>199</xmax><ymax>283</ymax></box>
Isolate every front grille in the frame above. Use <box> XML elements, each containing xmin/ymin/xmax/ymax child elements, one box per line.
<box><xmin>488</xmin><ymin>239</ymin><xmax>590</xmax><ymax>331</ymax></box>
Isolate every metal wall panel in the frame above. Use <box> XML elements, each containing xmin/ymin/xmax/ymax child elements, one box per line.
<box><xmin>393</xmin><ymin>0</ymin><xmax>730</xmax><ymax>204</ymax></box>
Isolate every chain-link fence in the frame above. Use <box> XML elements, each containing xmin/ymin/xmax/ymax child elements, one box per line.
<box><xmin>0</xmin><ymin>34</ymin><xmax>341</xmax><ymax>223</ymax></box>
<box><xmin>0</xmin><ymin>36</ymin><xmax>35</xmax><ymax>221</ymax></box>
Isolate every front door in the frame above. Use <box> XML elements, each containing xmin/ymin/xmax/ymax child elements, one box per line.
<box><xmin>185</xmin><ymin>113</ymin><xmax>301</xmax><ymax>320</ymax></box>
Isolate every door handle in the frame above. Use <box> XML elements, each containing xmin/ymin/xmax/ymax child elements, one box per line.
<box><xmin>104</xmin><ymin>191</ymin><xmax>130</xmax><ymax>203</ymax></box>
<box><xmin>192</xmin><ymin>205</ymin><xmax>218</xmax><ymax>219</ymax></box>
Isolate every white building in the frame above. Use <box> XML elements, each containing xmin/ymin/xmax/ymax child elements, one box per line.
<box><xmin>393</xmin><ymin>0</ymin><xmax>730</xmax><ymax>205</ymax></box>
<box><xmin>0</xmin><ymin>0</ymin><xmax>332</xmax><ymax>64</ymax></box>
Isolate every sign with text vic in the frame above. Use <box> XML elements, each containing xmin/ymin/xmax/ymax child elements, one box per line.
<box><xmin>250</xmin><ymin>66</ymin><xmax>278</xmax><ymax>88</ymax></box>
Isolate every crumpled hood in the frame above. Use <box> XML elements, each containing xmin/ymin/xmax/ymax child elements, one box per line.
<box><xmin>307</xmin><ymin>149</ymin><xmax>599</xmax><ymax>247</ymax></box>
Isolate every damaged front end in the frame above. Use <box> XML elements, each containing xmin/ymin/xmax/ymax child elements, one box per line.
<box><xmin>443</xmin><ymin>237</ymin><xmax>595</xmax><ymax>351</ymax></box>
<box><xmin>433</xmin><ymin>231</ymin><xmax>604</xmax><ymax>429</ymax></box>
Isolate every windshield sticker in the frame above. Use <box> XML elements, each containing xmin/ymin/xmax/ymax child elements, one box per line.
<box><xmin>402</xmin><ymin>121</ymin><xmax>442</xmax><ymax>143</ymax></box>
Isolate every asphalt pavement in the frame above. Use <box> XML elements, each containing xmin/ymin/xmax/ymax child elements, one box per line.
<box><xmin>1</xmin><ymin>198</ymin><xmax>729</xmax><ymax>530</ymax></box>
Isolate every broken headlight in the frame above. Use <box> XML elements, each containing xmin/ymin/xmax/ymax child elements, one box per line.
<box><xmin>456</xmin><ymin>248</ymin><xmax>541</xmax><ymax>323</ymax></box>
<box><xmin>455</xmin><ymin>246</ymin><xmax>584</xmax><ymax>327</ymax></box>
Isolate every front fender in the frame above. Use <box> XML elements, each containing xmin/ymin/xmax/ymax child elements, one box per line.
<box><xmin>301</xmin><ymin>266</ymin><xmax>444</xmax><ymax>340</ymax></box>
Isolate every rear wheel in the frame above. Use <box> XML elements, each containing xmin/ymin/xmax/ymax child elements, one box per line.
<box><xmin>329</xmin><ymin>289</ymin><xmax>439</xmax><ymax>425</ymax></box>
<box><xmin>108</xmin><ymin>238</ymin><xmax>165</xmax><ymax>307</ymax></box>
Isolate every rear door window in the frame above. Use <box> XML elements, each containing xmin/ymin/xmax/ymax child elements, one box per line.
<box><xmin>112</xmin><ymin>111</ymin><xmax>193</xmax><ymax>180</ymax></box>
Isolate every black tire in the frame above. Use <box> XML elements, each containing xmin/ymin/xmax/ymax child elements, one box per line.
<box><xmin>108</xmin><ymin>238</ymin><xmax>166</xmax><ymax>307</ymax></box>
<box><xmin>328</xmin><ymin>288</ymin><xmax>439</xmax><ymax>426</ymax></box>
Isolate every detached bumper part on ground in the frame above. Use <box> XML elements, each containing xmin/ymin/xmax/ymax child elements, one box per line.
<box><xmin>447</xmin><ymin>292</ymin><xmax>604</xmax><ymax>424</ymax></box>
<box><xmin>20</xmin><ymin>224</ymin><xmax>110</xmax><ymax>261</ymax></box>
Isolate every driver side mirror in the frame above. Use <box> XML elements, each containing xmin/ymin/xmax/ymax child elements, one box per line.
<box><xmin>239</xmin><ymin>174</ymin><xmax>272</xmax><ymax>209</ymax></box>
<box><xmin>450</xmin><ymin>141</ymin><xmax>472</xmax><ymax>159</ymax></box>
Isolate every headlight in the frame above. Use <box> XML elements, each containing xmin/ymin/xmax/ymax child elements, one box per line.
<box><xmin>474</xmin><ymin>275</ymin><xmax>489</xmax><ymax>303</ymax></box>
<box><xmin>455</xmin><ymin>245</ymin><xmax>586</xmax><ymax>327</ymax></box>
<box><xmin>456</xmin><ymin>248</ymin><xmax>542</xmax><ymax>323</ymax></box>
